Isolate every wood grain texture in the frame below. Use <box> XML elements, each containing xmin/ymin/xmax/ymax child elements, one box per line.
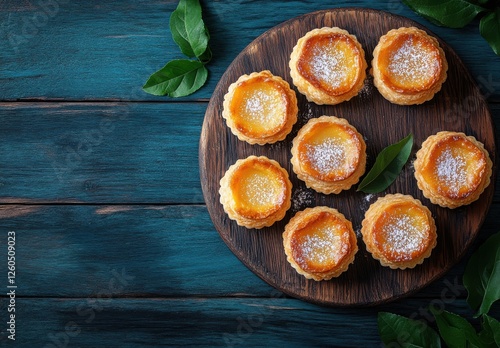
<box><xmin>1</xmin><ymin>102</ymin><xmax>499</xmax><ymax>204</ymax></box>
<box><xmin>0</xmin><ymin>103</ymin><xmax>498</xmax><ymax>204</ymax></box>
<box><xmin>1</xmin><ymin>203</ymin><xmax>498</xmax><ymax>298</ymax></box>
<box><xmin>6</xmin><ymin>298</ymin><xmax>500</xmax><ymax>347</ymax></box>
<box><xmin>0</xmin><ymin>104</ymin><xmax>498</xmax><ymax>204</ymax></box>
<box><xmin>0</xmin><ymin>103</ymin><xmax>204</xmax><ymax>203</ymax></box>
<box><xmin>0</xmin><ymin>0</ymin><xmax>499</xmax><ymax>101</ymax></box>
<box><xmin>0</xmin><ymin>204</ymin><xmax>273</xmax><ymax>297</ymax></box>
<box><xmin>200</xmin><ymin>9</ymin><xmax>496</xmax><ymax>306</ymax></box>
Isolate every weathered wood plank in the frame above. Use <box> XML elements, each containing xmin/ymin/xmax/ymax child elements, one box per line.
<box><xmin>0</xmin><ymin>0</ymin><xmax>498</xmax><ymax>101</ymax></box>
<box><xmin>4</xmin><ymin>297</ymin><xmax>499</xmax><ymax>347</ymax></box>
<box><xmin>0</xmin><ymin>204</ymin><xmax>273</xmax><ymax>297</ymax></box>
<box><xmin>0</xmin><ymin>103</ymin><xmax>499</xmax><ymax>204</ymax></box>
<box><xmin>0</xmin><ymin>204</ymin><xmax>497</xmax><ymax>299</ymax></box>
<box><xmin>0</xmin><ymin>102</ymin><xmax>204</xmax><ymax>203</ymax></box>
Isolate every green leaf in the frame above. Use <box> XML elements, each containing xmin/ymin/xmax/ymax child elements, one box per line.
<box><xmin>198</xmin><ymin>45</ymin><xmax>213</xmax><ymax>64</ymax></box>
<box><xmin>478</xmin><ymin>314</ymin><xmax>500</xmax><ymax>347</ymax></box>
<box><xmin>430</xmin><ymin>307</ymin><xmax>483</xmax><ymax>348</ymax></box>
<box><xmin>357</xmin><ymin>134</ymin><xmax>413</xmax><ymax>193</ymax></box>
<box><xmin>378</xmin><ymin>312</ymin><xmax>441</xmax><ymax>348</ymax></box>
<box><xmin>142</xmin><ymin>59</ymin><xmax>208</xmax><ymax>97</ymax></box>
<box><xmin>463</xmin><ymin>232</ymin><xmax>500</xmax><ymax>317</ymax></box>
<box><xmin>402</xmin><ymin>0</ymin><xmax>486</xmax><ymax>28</ymax></box>
<box><xmin>480</xmin><ymin>8</ymin><xmax>500</xmax><ymax>56</ymax></box>
<box><xmin>169</xmin><ymin>0</ymin><xmax>209</xmax><ymax>58</ymax></box>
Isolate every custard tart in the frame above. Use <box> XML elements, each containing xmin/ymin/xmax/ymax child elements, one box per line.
<box><xmin>414</xmin><ymin>131</ymin><xmax>492</xmax><ymax>209</ymax></box>
<box><xmin>219</xmin><ymin>156</ymin><xmax>292</xmax><ymax>229</ymax></box>
<box><xmin>372</xmin><ymin>27</ymin><xmax>448</xmax><ymax>105</ymax></box>
<box><xmin>291</xmin><ymin>116</ymin><xmax>366</xmax><ymax>194</ymax></box>
<box><xmin>361</xmin><ymin>194</ymin><xmax>437</xmax><ymax>270</ymax></box>
<box><xmin>222</xmin><ymin>70</ymin><xmax>298</xmax><ymax>145</ymax></box>
<box><xmin>289</xmin><ymin>27</ymin><xmax>367</xmax><ymax>105</ymax></box>
<box><xmin>283</xmin><ymin>206</ymin><xmax>358</xmax><ymax>281</ymax></box>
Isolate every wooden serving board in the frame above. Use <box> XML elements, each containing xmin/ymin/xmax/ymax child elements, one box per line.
<box><xmin>199</xmin><ymin>8</ymin><xmax>496</xmax><ymax>306</ymax></box>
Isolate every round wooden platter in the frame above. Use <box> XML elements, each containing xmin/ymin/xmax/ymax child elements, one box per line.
<box><xmin>199</xmin><ymin>8</ymin><xmax>495</xmax><ymax>306</ymax></box>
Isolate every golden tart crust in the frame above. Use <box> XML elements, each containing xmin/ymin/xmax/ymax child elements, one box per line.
<box><xmin>361</xmin><ymin>194</ymin><xmax>437</xmax><ymax>270</ymax></box>
<box><xmin>289</xmin><ymin>27</ymin><xmax>367</xmax><ymax>105</ymax></box>
<box><xmin>414</xmin><ymin>131</ymin><xmax>492</xmax><ymax>209</ymax></box>
<box><xmin>222</xmin><ymin>70</ymin><xmax>298</xmax><ymax>145</ymax></box>
<box><xmin>283</xmin><ymin>206</ymin><xmax>358</xmax><ymax>281</ymax></box>
<box><xmin>219</xmin><ymin>156</ymin><xmax>292</xmax><ymax>229</ymax></box>
<box><xmin>372</xmin><ymin>27</ymin><xmax>448</xmax><ymax>105</ymax></box>
<box><xmin>291</xmin><ymin>116</ymin><xmax>366</xmax><ymax>194</ymax></box>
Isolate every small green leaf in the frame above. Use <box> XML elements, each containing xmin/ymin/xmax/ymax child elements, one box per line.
<box><xmin>142</xmin><ymin>59</ymin><xmax>208</xmax><ymax>97</ymax></box>
<box><xmin>430</xmin><ymin>307</ymin><xmax>483</xmax><ymax>348</ymax></box>
<box><xmin>198</xmin><ymin>45</ymin><xmax>213</xmax><ymax>64</ymax></box>
<box><xmin>169</xmin><ymin>0</ymin><xmax>209</xmax><ymax>58</ymax></box>
<box><xmin>478</xmin><ymin>314</ymin><xmax>500</xmax><ymax>347</ymax></box>
<box><xmin>378</xmin><ymin>312</ymin><xmax>441</xmax><ymax>348</ymax></box>
<box><xmin>402</xmin><ymin>0</ymin><xmax>486</xmax><ymax>28</ymax></box>
<box><xmin>143</xmin><ymin>0</ymin><xmax>211</xmax><ymax>97</ymax></box>
<box><xmin>463</xmin><ymin>232</ymin><xmax>500</xmax><ymax>317</ymax></box>
<box><xmin>480</xmin><ymin>8</ymin><xmax>500</xmax><ymax>56</ymax></box>
<box><xmin>357</xmin><ymin>134</ymin><xmax>413</xmax><ymax>193</ymax></box>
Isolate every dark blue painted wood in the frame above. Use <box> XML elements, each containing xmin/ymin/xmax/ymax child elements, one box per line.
<box><xmin>5</xmin><ymin>298</ymin><xmax>500</xmax><ymax>347</ymax></box>
<box><xmin>0</xmin><ymin>204</ymin><xmax>498</xmax><ymax>298</ymax></box>
<box><xmin>0</xmin><ymin>205</ymin><xmax>274</xmax><ymax>297</ymax></box>
<box><xmin>0</xmin><ymin>103</ymin><xmax>499</xmax><ymax>203</ymax></box>
<box><xmin>0</xmin><ymin>103</ymin><xmax>205</xmax><ymax>203</ymax></box>
<box><xmin>0</xmin><ymin>0</ymin><xmax>498</xmax><ymax>101</ymax></box>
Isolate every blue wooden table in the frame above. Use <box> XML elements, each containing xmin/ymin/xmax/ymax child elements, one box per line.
<box><xmin>1</xmin><ymin>1</ymin><xmax>499</xmax><ymax>346</ymax></box>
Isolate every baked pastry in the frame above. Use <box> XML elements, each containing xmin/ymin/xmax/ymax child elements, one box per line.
<box><xmin>372</xmin><ymin>27</ymin><xmax>448</xmax><ymax>105</ymax></box>
<box><xmin>291</xmin><ymin>116</ymin><xmax>366</xmax><ymax>194</ymax></box>
<box><xmin>289</xmin><ymin>27</ymin><xmax>367</xmax><ymax>105</ymax></box>
<box><xmin>283</xmin><ymin>206</ymin><xmax>358</xmax><ymax>281</ymax></box>
<box><xmin>361</xmin><ymin>194</ymin><xmax>437</xmax><ymax>270</ymax></box>
<box><xmin>222</xmin><ymin>70</ymin><xmax>298</xmax><ymax>145</ymax></box>
<box><xmin>414</xmin><ymin>131</ymin><xmax>492</xmax><ymax>209</ymax></box>
<box><xmin>219</xmin><ymin>156</ymin><xmax>292</xmax><ymax>229</ymax></box>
